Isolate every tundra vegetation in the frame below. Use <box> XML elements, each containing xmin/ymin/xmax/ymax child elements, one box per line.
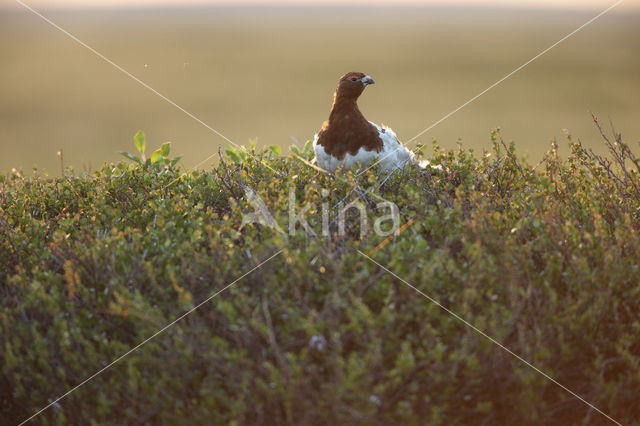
<box><xmin>1</xmin><ymin>121</ymin><xmax>639</xmax><ymax>425</ymax></box>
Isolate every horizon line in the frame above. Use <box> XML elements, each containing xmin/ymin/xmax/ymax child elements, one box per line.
<box><xmin>2</xmin><ymin>1</ymin><xmax>639</xmax><ymax>13</ymax></box>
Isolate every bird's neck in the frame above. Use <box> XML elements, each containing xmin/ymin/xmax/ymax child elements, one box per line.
<box><xmin>329</xmin><ymin>95</ymin><xmax>362</xmax><ymax>121</ymax></box>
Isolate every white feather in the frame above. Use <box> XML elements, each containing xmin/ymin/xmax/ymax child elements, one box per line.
<box><xmin>313</xmin><ymin>122</ymin><xmax>441</xmax><ymax>173</ymax></box>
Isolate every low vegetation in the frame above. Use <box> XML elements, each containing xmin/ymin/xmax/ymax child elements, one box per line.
<box><xmin>1</xmin><ymin>120</ymin><xmax>639</xmax><ymax>425</ymax></box>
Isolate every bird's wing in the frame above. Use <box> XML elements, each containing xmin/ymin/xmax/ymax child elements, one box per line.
<box><xmin>368</xmin><ymin>122</ymin><xmax>443</xmax><ymax>172</ymax></box>
<box><xmin>368</xmin><ymin>122</ymin><xmax>414</xmax><ymax>170</ymax></box>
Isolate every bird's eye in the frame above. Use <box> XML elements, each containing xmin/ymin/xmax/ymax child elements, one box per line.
<box><xmin>349</xmin><ymin>77</ymin><xmax>358</xmax><ymax>81</ymax></box>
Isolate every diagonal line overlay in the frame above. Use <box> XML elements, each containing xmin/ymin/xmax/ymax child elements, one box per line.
<box><xmin>357</xmin><ymin>249</ymin><xmax>621</xmax><ymax>426</ymax></box>
<box><xmin>14</xmin><ymin>0</ymin><xmax>283</xmax><ymax>183</ymax></box>
<box><xmin>18</xmin><ymin>249</ymin><xmax>284</xmax><ymax>426</ymax></box>
<box><xmin>357</xmin><ymin>0</ymin><xmax>626</xmax><ymax>177</ymax></box>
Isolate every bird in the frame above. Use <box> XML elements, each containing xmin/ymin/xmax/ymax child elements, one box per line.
<box><xmin>313</xmin><ymin>72</ymin><xmax>435</xmax><ymax>173</ymax></box>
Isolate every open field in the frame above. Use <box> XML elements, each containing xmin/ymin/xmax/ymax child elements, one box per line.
<box><xmin>1</xmin><ymin>6</ymin><xmax>639</xmax><ymax>174</ymax></box>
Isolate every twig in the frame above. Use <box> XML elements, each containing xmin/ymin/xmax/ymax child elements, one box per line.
<box><xmin>58</xmin><ymin>148</ymin><xmax>64</xmax><ymax>177</ymax></box>
<box><xmin>216</xmin><ymin>146</ymin><xmax>243</xmax><ymax>201</ymax></box>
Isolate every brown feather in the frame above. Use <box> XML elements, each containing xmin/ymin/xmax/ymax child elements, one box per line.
<box><xmin>315</xmin><ymin>72</ymin><xmax>383</xmax><ymax>160</ymax></box>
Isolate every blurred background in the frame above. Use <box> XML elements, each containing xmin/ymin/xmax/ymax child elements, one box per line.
<box><xmin>1</xmin><ymin>0</ymin><xmax>639</xmax><ymax>175</ymax></box>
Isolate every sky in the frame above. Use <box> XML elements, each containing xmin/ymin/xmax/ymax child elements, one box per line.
<box><xmin>6</xmin><ymin>0</ymin><xmax>639</xmax><ymax>11</ymax></box>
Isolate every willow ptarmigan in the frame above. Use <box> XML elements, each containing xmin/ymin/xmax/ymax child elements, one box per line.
<box><xmin>313</xmin><ymin>72</ymin><xmax>432</xmax><ymax>173</ymax></box>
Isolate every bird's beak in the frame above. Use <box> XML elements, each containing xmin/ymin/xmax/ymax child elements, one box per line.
<box><xmin>362</xmin><ymin>75</ymin><xmax>375</xmax><ymax>86</ymax></box>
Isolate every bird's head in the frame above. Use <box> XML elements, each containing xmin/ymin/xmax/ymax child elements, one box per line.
<box><xmin>335</xmin><ymin>72</ymin><xmax>375</xmax><ymax>102</ymax></box>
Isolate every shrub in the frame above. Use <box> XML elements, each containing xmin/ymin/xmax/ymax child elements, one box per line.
<box><xmin>1</xmin><ymin>122</ymin><xmax>639</xmax><ymax>425</ymax></box>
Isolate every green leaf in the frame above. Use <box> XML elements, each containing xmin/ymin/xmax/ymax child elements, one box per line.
<box><xmin>150</xmin><ymin>148</ymin><xmax>163</xmax><ymax>164</ymax></box>
<box><xmin>134</xmin><ymin>131</ymin><xmax>146</xmax><ymax>154</ymax></box>
<box><xmin>119</xmin><ymin>151</ymin><xmax>142</xmax><ymax>164</ymax></box>
<box><xmin>160</xmin><ymin>142</ymin><xmax>171</xmax><ymax>157</ymax></box>
<box><xmin>303</xmin><ymin>139</ymin><xmax>313</xmax><ymax>155</ymax></box>
<box><xmin>268</xmin><ymin>145</ymin><xmax>281</xmax><ymax>155</ymax></box>
<box><xmin>226</xmin><ymin>148</ymin><xmax>241</xmax><ymax>163</ymax></box>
